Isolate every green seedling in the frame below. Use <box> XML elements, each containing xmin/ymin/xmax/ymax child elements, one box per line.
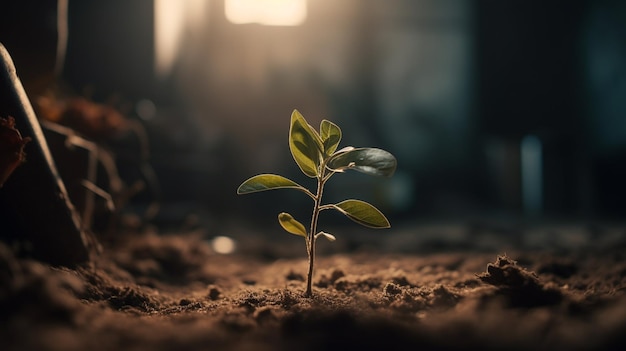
<box><xmin>237</xmin><ymin>110</ymin><xmax>397</xmax><ymax>297</ymax></box>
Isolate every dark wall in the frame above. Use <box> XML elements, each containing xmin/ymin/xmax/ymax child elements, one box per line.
<box><xmin>475</xmin><ymin>0</ymin><xmax>588</xmax><ymax>138</ymax></box>
<box><xmin>4</xmin><ymin>0</ymin><xmax>624</xmax><ymax>223</ymax></box>
<box><xmin>64</xmin><ymin>0</ymin><xmax>155</xmax><ymax>101</ymax></box>
<box><xmin>474</xmin><ymin>0</ymin><xmax>592</xmax><ymax>217</ymax></box>
<box><xmin>0</xmin><ymin>0</ymin><xmax>60</xmax><ymax>97</ymax></box>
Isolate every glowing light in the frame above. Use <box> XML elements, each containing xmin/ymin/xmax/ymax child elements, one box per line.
<box><xmin>155</xmin><ymin>0</ymin><xmax>185</xmax><ymax>77</ymax></box>
<box><xmin>154</xmin><ymin>0</ymin><xmax>207</xmax><ymax>78</ymax></box>
<box><xmin>225</xmin><ymin>0</ymin><xmax>307</xmax><ymax>26</ymax></box>
<box><xmin>212</xmin><ymin>236</ymin><xmax>236</xmax><ymax>254</ymax></box>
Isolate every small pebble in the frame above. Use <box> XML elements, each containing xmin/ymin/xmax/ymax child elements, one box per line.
<box><xmin>208</xmin><ymin>286</ymin><xmax>221</xmax><ymax>300</ymax></box>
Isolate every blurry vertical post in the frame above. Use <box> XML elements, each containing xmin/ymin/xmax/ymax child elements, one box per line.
<box><xmin>154</xmin><ymin>0</ymin><xmax>208</xmax><ymax>78</ymax></box>
<box><xmin>521</xmin><ymin>134</ymin><xmax>543</xmax><ymax>216</ymax></box>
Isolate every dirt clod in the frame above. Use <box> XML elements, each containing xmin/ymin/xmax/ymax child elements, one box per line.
<box><xmin>286</xmin><ymin>270</ymin><xmax>304</xmax><ymax>281</ymax></box>
<box><xmin>383</xmin><ymin>282</ymin><xmax>402</xmax><ymax>296</ymax></box>
<box><xmin>207</xmin><ymin>285</ymin><xmax>221</xmax><ymax>300</ymax></box>
<box><xmin>477</xmin><ymin>254</ymin><xmax>564</xmax><ymax>307</ymax></box>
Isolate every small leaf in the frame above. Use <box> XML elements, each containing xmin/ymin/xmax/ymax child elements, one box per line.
<box><xmin>320</xmin><ymin>119</ymin><xmax>342</xmax><ymax>156</ymax></box>
<box><xmin>331</xmin><ymin>199</ymin><xmax>391</xmax><ymax>228</ymax></box>
<box><xmin>335</xmin><ymin>146</ymin><xmax>355</xmax><ymax>153</ymax></box>
<box><xmin>327</xmin><ymin>147</ymin><xmax>397</xmax><ymax>177</ymax></box>
<box><xmin>316</xmin><ymin>231</ymin><xmax>336</xmax><ymax>242</ymax></box>
<box><xmin>289</xmin><ymin>110</ymin><xmax>324</xmax><ymax>178</ymax></box>
<box><xmin>237</xmin><ymin>174</ymin><xmax>306</xmax><ymax>194</ymax></box>
<box><xmin>278</xmin><ymin>212</ymin><xmax>307</xmax><ymax>237</ymax></box>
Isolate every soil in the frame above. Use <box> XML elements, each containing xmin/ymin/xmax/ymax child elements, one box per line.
<box><xmin>1</xmin><ymin>220</ymin><xmax>626</xmax><ymax>351</ymax></box>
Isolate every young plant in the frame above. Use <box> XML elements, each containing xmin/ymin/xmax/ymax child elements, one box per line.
<box><xmin>237</xmin><ymin>110</ymin><xmax>396</xmax><ymax>297</ymax></box>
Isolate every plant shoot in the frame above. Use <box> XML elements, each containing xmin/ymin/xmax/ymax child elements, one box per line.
<box><xmin>237</xmin><ymin>110</ymin><xmax>396</xmax><ymax>297</ymax></box>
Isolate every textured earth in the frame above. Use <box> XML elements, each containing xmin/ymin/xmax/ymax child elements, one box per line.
<box><xmin>1</xmin><ymin>221</ymin><xmax>626</xmax><ymax>351</ymax></box>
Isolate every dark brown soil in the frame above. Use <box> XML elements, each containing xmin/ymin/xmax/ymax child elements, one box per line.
<box><xmin>2</xmin><ymin>223</ymin><xmax>626</xmax><ymax>351</ymax></box>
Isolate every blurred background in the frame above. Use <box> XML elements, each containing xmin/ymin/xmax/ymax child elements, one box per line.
<box><xmin>1</xmin><ymin>0</ymin><xmax>625</xmax><ymax>242</ymax></box>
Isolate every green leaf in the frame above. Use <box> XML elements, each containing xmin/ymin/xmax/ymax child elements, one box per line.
<box><xmin>331</xmin><ymin>199</ymin><xmax>391</xmax><ymax>228</ymax></box>
<box><xmin>327</xmin><ymin>147</ymin><xmax>397</xmax><ymax>177</ymax></box>
<box><xmin>320</xmin><ymin>119</ymin><xmax>342</xmax><ymax>156</ymax></box>
<box><xmin>237</xmin><ymin>174</ymin><xmax>307</xmax><ymax>194</ymax></box>
<box><xmin>289</xmin><ymin>110</ymin><xmax>324</xmax><ymax>178</ymax></box>
<box><xmin>278</xmin><ymin>212</ymin><xmax>307</xmax><ymax>237</ymax></box>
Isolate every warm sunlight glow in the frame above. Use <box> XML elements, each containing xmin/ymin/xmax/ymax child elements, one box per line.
<box><xmin>155</xmin><ymin>0</ymin><xmax>207</xmax><ymax>77</ymax></box>
<box><xmin>155</xmin><ymin>0</ymin><xmax>185</xmax><ymax>77</ymax></box>
<box><xmin>225</xmin><ymin>0</ymin><xmax>307</xmax><ymax>26</ymax></box>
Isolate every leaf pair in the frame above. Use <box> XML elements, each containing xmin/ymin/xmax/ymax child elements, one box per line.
<box><xmin>288</xmin><ymin>110</ymin><xmax>396</xmax><ymax>179</ymax></box>
<box><xmin>289</xmin><ymin>110</ymin><xmax>342</xmax><ymax>177</ymax></box>
<box><xmin>237</xmin><ymin>174</ymin><xmax>391</xmax><ymax>229</ymax></box>
<box><xmin>278</xmin><ymin>213</ymin><xmax>336</xmax><ymax>242</ymax></box>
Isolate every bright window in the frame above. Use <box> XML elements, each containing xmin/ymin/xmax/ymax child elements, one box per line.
<box><xmin>225</xmin><ymin>0</ymin><xmax>307</xmax><ymax>26</ymax></box>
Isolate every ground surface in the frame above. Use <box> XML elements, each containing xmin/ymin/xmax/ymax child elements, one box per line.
<box><xmin>1</xmin><ymin>221</ymin><xmax>626</xmax><ymax>350</ymax></box>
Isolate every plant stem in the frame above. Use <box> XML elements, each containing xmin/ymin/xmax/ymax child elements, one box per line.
<box><xmin>305</xmin><ymin>173</ymin><xmax>325</xmax><ymax>297</ymax></box>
